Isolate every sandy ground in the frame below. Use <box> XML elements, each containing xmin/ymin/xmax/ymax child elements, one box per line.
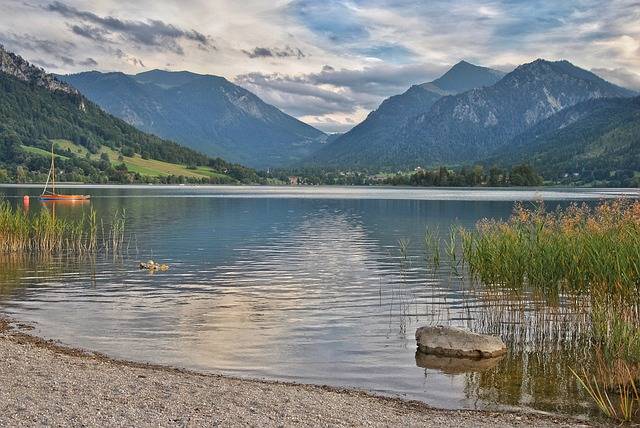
<box><xmin>0</xmin><ymin>317</ymin><xmax>589</xmax><ymax>427</ymax></box>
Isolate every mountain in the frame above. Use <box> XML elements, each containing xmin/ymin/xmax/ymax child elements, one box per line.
<box><xmin>0</xmin><ymin>45</ymin><xmax>257</xmax><ymax>184</ymax></box>
<box><xmin>488</xmin><ymin>96</ymin><xmax>640</xmax><ymax>185</ymax></box>
<box><xmin>312</xmin><ymin>61</ymin><xmax>505</xmax><ymax>167</ymax></box>
<box><xmin>423</xmin><ymin>60</ymin><xmax>506</xmax><ymax>94</ymax></box>
<box><xmin>59</xmin><ymin>70</ymin><xmax>326</xmax><ymax>168</ymax></box>
<box><xmin>310</xmin><ymin>59</ymin><xmax>635</xmax><ymax>169</ymax></box>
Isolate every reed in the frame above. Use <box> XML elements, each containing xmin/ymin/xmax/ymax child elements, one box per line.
<box><xmin>423</xmin><ymin>226</ymin><xmax>441</xmax><ymax>270</ymax></box>
<box><xmin>461</xmin><ymin>200</ymin><xmax>640</xmax><ymax>295</ymax></box>
<box><xmin>459</xmin><ymin>200</ymin><xmax>640</xmax><ymax>360</ymax></box>
<box><xmin>456</xmin><ymin>199</ymin><xmax>640</xmax><ymax>422</ymax></box>
<box><xmin>570</xmin><ymin>361</ymin><xmax>640</xmax><ymax>423</ymax></box>
<box><xmin>0</xmin><ymin>200</ymin><xmax>125</xmax><ymax>255</ymax></box>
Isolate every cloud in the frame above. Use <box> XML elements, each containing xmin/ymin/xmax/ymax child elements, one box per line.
<box><xmin>288</xmin><ymin>0</ymin><xmax>369</xmax><ymax>43</ymax></box>
<box><xmin>308</xmin><ymin>63</ymin><xmax>446</xmax><ymax>96</ymax></box>
<box><xmin>0</xmin><ymin>31</ymin><xmax>78</xmax><ymax>70</ymax></box>
<box><xmin>0</xmin><ymin>31</ymin><xmax>75</xmax><ymax>56</ymax></box>
<box><xmin>45</xmin><ymin>1</ymin><xmax>214</xmax><ymax>55</ymax></box>
<box><xmin>30</xmin><ymin>58</ymin><xmax>59</xmax><ymax>70</ymax></box>
<box><xmin>243</xmin><ymin>46</ymin><xmax>306</xmax><ymax>59</ymax></box>
<box><xmin>2</xmin><ymin>0</ymin><xmax>639</xmax><ymax>131</ymax></box>
<box><xmin>591</xmin><ymin>67</ymin><xmax>640</xmax><ymax>91</ymax></box>
<box><xmin>304</xmin><ymin>116</ymin><xmax>354</xmax><ymax>133</ymax></box>
<box><xmin>236</xmin><ymin>71</ymin><xmax>357</xmax><ymax>116</ymax></box>
<box><xmin>69</xmin><ymin>24</ymin><xmax>110</xmax><ymax>43</ymax></box>
<box><xmin>59</xmin><ymin>55</ymin><xmax>74</xmax><ymax>65</ymax></box>
<box><xmin>79</xmin><ymin>57</ymin><xmax>98</xmax><ymax>67</ymax></box>
<box><xmin>236</xmin><ymin>62</ymin><xmax>445</xmax><ymax>120</ymax></box>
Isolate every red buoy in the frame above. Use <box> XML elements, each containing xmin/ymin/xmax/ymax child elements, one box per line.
<box><xmin>23</xmin><ymin>195</ymin><xmax>30</xmax><ymax>206</ymax></box>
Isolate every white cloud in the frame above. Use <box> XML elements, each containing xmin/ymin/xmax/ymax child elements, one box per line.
<box><xmin>0</xmin><ymin>0</ymin><xmax>638</xmax><ymax>132</ymax></box>
<box><xmin>592</xmin><ymin>67</ymin><xmax>640</xmax><ymax>91</ymax></box>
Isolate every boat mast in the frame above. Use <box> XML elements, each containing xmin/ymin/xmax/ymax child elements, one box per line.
<box><xmin>51</xmin><ymin>142</ymin><xmax>56</xmax><ymax>194</ymax></box>
<box><xmin>41</xmin><ymin>142</ymin><xmax>55</xmax><ymax>196</ymax></box>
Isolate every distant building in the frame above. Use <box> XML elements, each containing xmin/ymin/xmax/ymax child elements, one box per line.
<box><xmin>289</xmin><ymin>176</ymin><xmax>299</xmax><ymax>185</ymax></box>
<box><xmin>368</xmin><ymin>174</ymin><xmax>386</xmax><ymax>181</ymax></box>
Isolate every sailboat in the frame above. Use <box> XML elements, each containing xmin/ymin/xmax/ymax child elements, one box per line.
<box><xmin>39</xmin><ymin>143</ymin><xmax>90</xmax><ymax>201</ymax></box>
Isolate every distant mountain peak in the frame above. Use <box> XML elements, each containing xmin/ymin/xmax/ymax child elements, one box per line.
<box><xmin>308</xmin><ymin>60</ymin><xmax>506</xmax><ymax>167</ymax></box>
<box><xmin>450</xmin><ymin>60</ymin><xmax>482</xmax><ymax>71</ymax></box>
<box><xmin>507</xmin><ymin>58</ymin><xmax>635</xmax><ymax>96</ymax></box>
<box><xmin>429</xmin><ymin>60</ymin><xmax>506</xmax><ymax>94</ymax></box>
<box><xmin>309</xmin><ymin>57</ymin><xmax>636</xmax><ymax>170</ymax></box>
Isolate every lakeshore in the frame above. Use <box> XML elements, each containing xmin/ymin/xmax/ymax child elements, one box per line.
<box><xmin>0</xmin><ymin>318</ymin><xmax>587</xmax><ymax>427</ymax></box>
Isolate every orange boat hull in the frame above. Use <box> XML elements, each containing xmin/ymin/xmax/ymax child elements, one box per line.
<box><xmin>39</xmin><ymin>194</ymin><xmax>91</xmax><ymax>201</ymax></box>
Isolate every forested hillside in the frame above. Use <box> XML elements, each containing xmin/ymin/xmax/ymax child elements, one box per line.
<box><xmin>489</xmin><ymin>96</ymin><xmax>640</xmax><ymax>186</ymax></box>
<box><xmin>60</xmin><ymin>69</ymin><xmax>326</xmax><ymax>168</ymax></box>
<box><xmin>0</xmin><ymin>46</ymin><xmax>258</xmax><ymax>184</ymax></box>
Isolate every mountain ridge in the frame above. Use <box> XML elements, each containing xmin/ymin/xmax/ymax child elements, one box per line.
<box><xmin>309</xmin><ymin>58</ymin><xmax>635</xmax><ymax>169</ymax></box>
<box><xmin>59</xmin><ymin>69</ymin><xmax>326</xmax><ymax>168</ymax></box>
<box><xmin>0</xmin><ymin>44</ymin><xmax>77</xmax><ymax>95</ymax></box>
<box><xmin>311</xmin><ymin>60</ymin><xmax>506</xmax><ymax>168</ymax></box>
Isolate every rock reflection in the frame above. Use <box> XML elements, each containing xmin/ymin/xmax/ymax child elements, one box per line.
<box><xmin>415</xmin><ymin>350</ymin><xmax>503</xmax><ymax>374</ymax></box>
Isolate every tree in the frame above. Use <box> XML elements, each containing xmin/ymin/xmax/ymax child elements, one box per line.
<box><xmin>488</xmin><ymin>167</ymin><xmax>504</xmax><ymax>187</ymax></box>
<box><xmin>0</xmin><ymin>130</ymin><xmax>20</xmax><ymax>162</ymax></box>
<box><xmin>509</xmin><ymin>164</ymin><xmax>543</xmax><ymax>186</ymax></box>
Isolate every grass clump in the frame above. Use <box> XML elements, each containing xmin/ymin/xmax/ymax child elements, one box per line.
<box><xmin>461</xmin><ymin>200</ymin><xmax>640</xmax><ymax>298</ymax></box>
<box><xmin>571</xmin><ymin>360</ymin><xmax>640</xmax><ymax>423</ymax></box>
<box><xmin>0</xmin><ymin>200</ymin><xmax>124</xmax><ymax>254</ymax></box>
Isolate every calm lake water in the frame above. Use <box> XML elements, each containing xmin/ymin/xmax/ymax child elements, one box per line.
<box><xmin>0</xmin><ymin>185</ymin><xmax>636</xmax><ymax>416</ymax></box>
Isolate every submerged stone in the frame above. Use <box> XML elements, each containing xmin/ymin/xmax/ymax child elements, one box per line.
<box><xmin>415</xmin><ymin>326</ymin><xmax>507</xmax><ymax>358</ymax></box>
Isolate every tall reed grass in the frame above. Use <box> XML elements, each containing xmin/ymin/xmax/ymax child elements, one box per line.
<box><xmin>0</xmin><ymin>200</ymin><xmax>125</xmax><ymax>254</ymax></box>
<box><xmin>459</xmin><ymin>200</ymin><xmax>640</xmax><ymax>359</ymax></box>
<box><xmin>457</xmin><ymin>199</ymin><xmax>640</xmax><ymax>422</ymax></box>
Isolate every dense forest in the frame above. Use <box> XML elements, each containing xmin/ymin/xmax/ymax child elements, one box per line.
<box><xmin>383</xmin><ymin>164</ymin><xmax>543</xmax><ymax>187</ymax></box>
<box><xmin>265</xmin><ymin>164</ymin><xmax>543</xmax><ymax>187</ymax></box>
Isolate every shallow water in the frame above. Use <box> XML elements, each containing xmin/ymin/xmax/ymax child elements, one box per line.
<box><xmin>0</xmin><ymin>185</ymin><xmax>635</xmax><ymax>416</ymax></box>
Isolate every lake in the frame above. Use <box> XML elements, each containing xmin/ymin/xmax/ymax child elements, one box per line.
<box><xmin>0</xmin><ymin>185</ymin><xmax>635</xmax><ymax>416</ymax></box>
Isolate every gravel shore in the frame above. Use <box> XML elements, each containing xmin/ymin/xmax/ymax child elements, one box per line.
<box><xmin>0</xmin><ymin>318</ymin><xmax>588</xmax><ymax>427</ymax></box>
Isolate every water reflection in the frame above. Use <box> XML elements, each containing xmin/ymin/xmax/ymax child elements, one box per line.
<box><xmin>463</xmin><ymin>349</ymin><xmax>593</xmax><ymax>416</ymax></box>
<box><xmin>415</xmin><ymin>351</ymin><xmax>504</xmax><ymax>374</ymax></box>
<box><xmin>0</xmin><ymin>185</ymin><xmax>624</xmax><ymax>416</ymax></box>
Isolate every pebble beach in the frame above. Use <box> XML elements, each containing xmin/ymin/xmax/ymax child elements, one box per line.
<box><xmin>0</xmin><ymin>317</ymin><xmax>589</xmax><ymax>427</ymax></box>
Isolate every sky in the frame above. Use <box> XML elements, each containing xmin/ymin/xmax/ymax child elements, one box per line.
<box><xmin>1</xmin><ymin>0</ymin><xmax>639</xmax><ymax>133</ymax></box>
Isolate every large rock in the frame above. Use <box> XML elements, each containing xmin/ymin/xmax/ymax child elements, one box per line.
<box><xmin>415</xmin><ymin>326</ymin><xmax>507</xmax><ymax>358</ymax></box>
